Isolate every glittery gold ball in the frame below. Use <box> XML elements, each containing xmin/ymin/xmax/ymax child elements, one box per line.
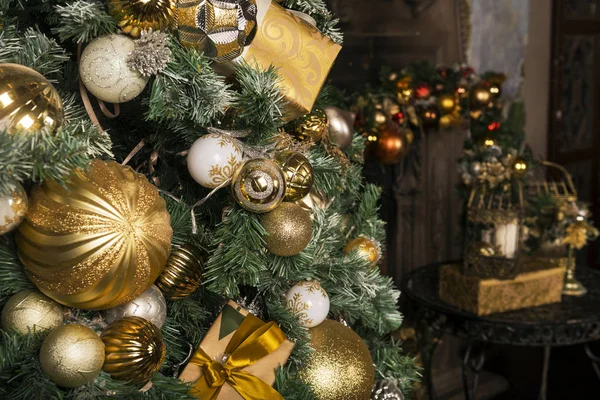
<box><xmin>261</xmin><ymin>203</ymin><xmax>312</xmax><ymax>256</ymax></box>
<box><xmin>156</xmin><ymin>243</ymin><xmax>204</xmax><ymax>300</ymax></box>
<box><xmin>343</xmin><ymin>237</ymin><xmax>381</xmax><ymax>267</ymax></box>
<box><xmin>469</xmin><ymin>83</ymin><xmax>492</xmax><ymax>110</ymax></box>
<box><xmin>231</xmin><ymin>158</ymin><xmax>286</xmax><ymax>213</ymax></box>
<box><xmin>108</xmin><ymin>0</ymin><xmax>175</xmax><ymax>38</ymax></box>
<box><xmin>16</xmin><ymin>159</ymin><xmax>173</xmax><ymax>310</ymax></box>
<box><xmin>102</xmin><ymin>316</ymin><xmax>166</xmax><ymax>384</ymax></box>
<box><xmin>1</xmin><ymin>290</ymin><xmax>63</xmax><ymax>334</ymax></box>
<box><xmin>294</xmin><ymin>108</ymin><xmax>328</xmax><ymax>142</ymax></box>
<box><xmin>274</xmin><ymin>151</ymin><xmax>314</xmax><ymax>201</ymax></box>
<box><xmin>0</xmin><ymin>63</ymin><xmax>64</xmax><ymax>134</ymax></box>
<box><xmin>301</xmin><ymin>320</ymin><xmax>375</xmax><ymax>400</ymax></box>
<box><xmin>0</xmin><ymin>180</ymin><xmax>28</xmax><ymax>235</ymax></box>
<box><xmin>437</xmin><ymin>93</ymin><xmax>456</xmax><ymax>114</ymax></box>
<box><xmin>39</xmin><ymin>324</ymin><xmax>105</xmax><ymax>388</ymax></box>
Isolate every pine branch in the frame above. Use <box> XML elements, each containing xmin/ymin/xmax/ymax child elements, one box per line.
<box><xmin>52</xmin><ymin>0</ymin><xmax>117</xmax><ymax>44</ymax></box>
<box><xmin>0</xmin><ymin>238</ymin><xmax>33</xmax><ymax>303</ymax></box>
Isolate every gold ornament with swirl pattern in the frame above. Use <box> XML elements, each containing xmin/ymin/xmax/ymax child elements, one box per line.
<box><xmin>101</xmin><ymin>316</ymin><xmax>166</xmax><ymax>384</ymax></box>
<box><xmin>231</xmin><ymin>158</ymin><xmax>286</xmax><ymax>213</ymax></box>
<box><xmin>16</xmin><ymin>159</ymin><xmax>172</xmax><ymax>310</ymax></box>
<box><xmin>108</xmin><ymin>0</ymin><xmax>176</xmax><ymax>37</ymax></box>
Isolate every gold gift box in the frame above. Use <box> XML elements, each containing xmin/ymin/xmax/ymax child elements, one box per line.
<box><xmin>439</xmin><ymin>263</ymin><xmax>565</xmax><ymax>316</ymax></box>
<box><xmin>179</xmin><ymin>300</ymin><xmax>295</xmax><ymax>399</ymax></box>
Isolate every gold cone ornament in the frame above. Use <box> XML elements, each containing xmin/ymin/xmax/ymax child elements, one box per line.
<box><xmin>231</xmin><ymin>158</ymin><xmax>286</xmax><ymax>213</ymax></box>
<box><xmin>102</xmin><ymin>316</ymin><xmax>166</xmax><ymax>384</ymax></box>
<box><xmin>261</xmin><ymin>202</ymin><xmax>312</xmax><ymax>256</ymax></box>
<box><xmin>274</xmin><ymin>151</ymin><xmax>314</xmax><ymax>201</ymax></box>
<box><xmin>0</xmin><ymin>63</ymin><xmax>64</xmax><ymax>134</ymax></box>
<box><xmin>301</xmin><ymin>320</ymin><xmax>375</xmax><ymax>400</ymax></box>
<box><xmin>156</xmin><ymin>243</ymin><xmax>205</xmax><ymax>300</ymax></box>
<box><xmin>16</xmin><ymin>160</ymin><xmax>172</xmax><ymax>310</ymax></box>
<box><xmin>108</xmin><ymin>0</ymin><xmax>176</xmax><ymax>37</ymax></box>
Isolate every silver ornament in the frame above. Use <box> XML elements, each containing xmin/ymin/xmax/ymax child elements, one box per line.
<box><xmin>103</xmin><ymin>285</ymin><xmax>167</xmax><ymax>328</ymax></box>
<box><xmin>470</xmin><ymin>161</ymin><xmax>482</xmax><ymax>176</ymax></box>
<box><xmin>372</xmin><ymin>379</ymin><xmax>405</xmax><ymax>400</ymax></box>
<box><xmin>486</xmin><ymin>144</ymin><xmax>503</xmax><ymax>159</ymax></box>
<box><xmin>324</xmin><ymin>106</ymin><xmax>355</xmax><ymax>149</ymax></box>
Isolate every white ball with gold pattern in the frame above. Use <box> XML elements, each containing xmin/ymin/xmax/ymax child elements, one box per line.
<box><xmin>285</xmin><ymin>280</ymin><xmax>330</xmax><ymax>328</ymax></box>
<box><xmin>0</xmin><ymin>181</ymin><xmax>27</xmax><ymax>235</ymax></box>
<box><xmin>79</xmin><ymin>34</ymin><xmax>148</xmax><ymax>103</ymax></box>
<box><xmin>187</xmin><ymin>134</ymin><xmax>244</xmax><ymax>188</ymax></box>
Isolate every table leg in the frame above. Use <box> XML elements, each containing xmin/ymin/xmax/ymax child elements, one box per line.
<box><xmin>462</xmin><ymin>342</ymin><xmax>486</xmax><ymax>400</ymax></box>
<box><xmin>538</xmin><ymin>346</ymin><xmax>551</xmax><ymax>400</ymax></box>
<box><xmin>414</xmin><ymin>309</ymin><xmax>445</xmax><ymax>400</ymax></box>
<box><xmin>584</xmin><ymin>344</ymin><xmax>600</xmax><ymax>380</ymax></box>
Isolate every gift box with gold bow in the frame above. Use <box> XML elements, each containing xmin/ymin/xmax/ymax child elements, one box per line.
<box><xmin>175</xmin><ymin>0</ymin><xmax>342</xmax><ymax>119</ymax></box>
<box><xmin>179</xmin><ymin>300</ymin><xmax>295</xmax><ymax>399</ymax></box>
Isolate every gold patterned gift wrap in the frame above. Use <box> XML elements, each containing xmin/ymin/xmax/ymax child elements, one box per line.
<box><xmin>179</xmin><ymin>300</ymin><xmax>294</xmax><ymax>399</ymax></box>
<box><xmin>439</xmin><ymin>263</ymin><xmax>565</xmax><ymax>316</ymax></box>
<box><xmin>175</xmin><ymin>0</ymin><xmax>342</xmax><ymax>118</ymax></box>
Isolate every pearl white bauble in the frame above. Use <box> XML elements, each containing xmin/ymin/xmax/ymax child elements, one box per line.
<box><xmin>187</xmin><ymin>134</ymin><xmax>244</xmax><ymax>188</ymax></box>
<box><xmin>79</xmin><ymin>34</ymin><xmax>149</xmax><ymax>103</ymax></box>
<box><xmin>285</xmin><ymin>280</ymin><xmax>330</xmax><ymax>328</ymax></box>
<box><xmin>0</xmin><ymin>181</ymin><xmax>27</xmax><ymax>235</ymax></box>
<box><xmin>102</xmin><ymin>285</ymin><xmax>167</xmax><ymax>328</ymax></box>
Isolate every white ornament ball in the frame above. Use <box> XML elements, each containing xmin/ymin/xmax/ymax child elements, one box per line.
<box><xmin>102</xmin><ymin>285</ymin><xmax>167</xmax><ymax>328</ymax></box>
<box><xmin>0</xmin><ymin>181</ymin><xmax>27</xmax><ymax>235</ymax></box>
<box><xmin>285</xmin><ymin>280</ymin><xmax>330</xmax><ymax>328</ymax></box>
<box><xmin>79</xmin><ymin>34</ymin><xmax>149</xmax><ymax>103</ymax></box>
<box><xmin>187</xmin><ymin>134</ymin><xmax>244</xmax><ymax>188</ymax></box>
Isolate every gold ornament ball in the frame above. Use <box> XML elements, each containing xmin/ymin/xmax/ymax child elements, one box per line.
<box><xmin>294</xmin><ymin>108</ymin><xmax>328</xmax><ymax>142</ymax></box>
<box><xmin>469</xmin><ymin>83</ymin><xmax>492</xmax><ymax>110</ymax></box>
<box><xmin>373</xmin><ymin>110</ymin><xmax>388</xmax><ymax>126</ymax></box>
<box><xmin>343</xmin><ymin>237</ymin><xmax>381</xmax><ymax>267</ymax></box>
<box><xmin>437</xmin><ymin>94</ymin><xmax>456</xmax><ymax>114</ymax></box>
<box><xmin>0</xmin><ymin>63</ymin><xmax>64</xmax><ymax>134</ymax></box>
<box><xmin>513</xmin><ymin>157</ymin><xmax>529</xmax><ymax>178</ymax></box>
<box><xmin>156</xmin><ymin>243</ymin><xmax>204</xmax><ymax>300</ymax></box>
<box><xmin>231</xmin><ymin>158</ymin><xmax>286</xmax><ymax>213</ymax></box>
<box><xmin>324</xmin><ymin>106</ymin><xmax>355</xmax><ymax>150</ymax></box>
<box><xmin>295</xmin><ymin>191</ymin><xmax>325</xmax><ymax>213</ymax></box>
<box><xmin>79</xmin><ymin>34</ymin><xmax>149</xmax><ymax>103</ymax></box>
<box><xmin>1</xmin><ymin>290</ymin><xmax>63</xmax><ymax>334</ymax></box>
<box><xmin>0</xmin><ymin>180</ymin><xmax>28</xmax><ymax>235</ymax></box>
<box><xmin>108</xmin><ymin>0</ymin><xmax>175</xmax><ymax>38</ymax></box>
<box><xmin>16</xmin><ymin>159</ymin><xmax>172</xmax><ymax>310</ymax></box>
<box><xmin>102</xmin><ymin>316</ymin><xmax>166</xmax><ymax>384</ymax></box>
<box><xmin>302</xmin><ymin>320</ymin><xmax>375</xmax><ymax>400</ymax></box>
<box><xmin>275</xmin><ymin>151</ymin><xmax>314</xmax><ymax>201</ymax></box>
<box><xmin>39</xmin><ymin>324</ymin><xmax>105</xmax><ymax>388</ymax></box>
<box><xmin>261</xmin><ymin>203</ymin><xmax>312</xmax><ymax>257</ymax></box>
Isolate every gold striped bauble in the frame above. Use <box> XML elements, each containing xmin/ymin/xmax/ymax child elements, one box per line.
<box><xmin>156</xmin><ymin>243</ymin><xmax>204</xmax><ymax>300</ymax></box>
<box><xmin>16</xmin><ymin>159</ymin><xmax>172</xmax><ymax>310</ymax></box>
<box><xmin>108</xmin><ymin>0</ymin><xmax>176</xmax><ymax>38</ymax></box>
<box><xmin>101</xmin><ymin>316</ymin><xmax>166</xmax><ymax>384</ymax></box>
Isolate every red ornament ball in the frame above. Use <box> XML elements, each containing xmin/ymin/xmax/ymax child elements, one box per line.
<box><xmin>414</xmin><ymin>83</ymin><xmax>432</xmax><ymax>99</ymax></box>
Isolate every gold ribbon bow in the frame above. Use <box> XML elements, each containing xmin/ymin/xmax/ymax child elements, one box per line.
<box><xmin>190</xmin><ymin>313</ymin><xmax>286</xmax><ymax>400</ymax></box>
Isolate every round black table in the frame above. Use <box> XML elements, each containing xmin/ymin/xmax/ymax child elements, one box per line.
<box><xmin>401</xmin><ymin>262</ymin><xmax>600</xmax><ymax>400</ymax></box>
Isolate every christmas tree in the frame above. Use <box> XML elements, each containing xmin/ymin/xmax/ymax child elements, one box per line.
<box><xmin>0</xmin><ymin>1</ymin><xmax>417</xmax><ymax>399</ymax></box>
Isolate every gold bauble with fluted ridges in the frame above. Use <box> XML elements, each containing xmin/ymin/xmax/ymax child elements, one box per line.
<box><xmin>101</xmin><ymin>316</ymin><xmax>166</xmax><ymax>384</ymax></box>
<box><xmin>108</xmin><ymin>0</ymin><xmax>176</xmax><ymax>38</ymax></box>
<box><xmin>156</xmin><ymin>243</ymin><xmax>204</xmax><ymax>300</ymax></box>
<box><xmin>16</xmin><ymin>159</ymin><xmax>172</xmax><ymax>310</ymax></box>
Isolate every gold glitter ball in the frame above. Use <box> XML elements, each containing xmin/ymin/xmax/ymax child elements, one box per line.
<box><xmin>261</xmin><ymin>202</ymin><xmax>312</xmax><ymax>256</ymax></box>
<box><xmin>1</xmin><ymin>290</ymin><xmax>63</xmax><ymax>334</ymax></box>
<box><xmin>0</xmin><ymin>180</ymin><xmax>28</xmax><ymax>235</ymax></box>
<box><xmin>108</xmin><ymin>0</ymin><xmax>176</xmax><ymax>38</ymax></box>
<box><xmin>156</xmin><ymin>243</ymin><xmax>204</xmax><ymax>300</ymax></box>
<box><xmin>294</xmin><ymin>108</ymin><xmax>328</xmax><ymax>142</ymax></box>
<box><xmin>39</xmin><ymin>324</ymin><xmax>105</xmax><ymax>388</ymax></box>
<box><xmin>16</xmin><ymin>159</ymin><xmax>173</xmax><ymax>310</ymax></box>
<box><xmin>274</xmin><ymin>151</ymin><xmax>314</xmax><ymax>201</ymax></box>
<box><xmin>231</xmin><ymin>158</ymin><xmax>286</xmax><ymax>213</ymax></box>
<box><xmin>102</xmin><ymin>316</ymin><xmax>166</xmax><ymax>384</ymax></box>
<box><xmin>302</xmin><ymin>320</ymin><xmax>375</xmax><ymax>400</ymax></box>
<box><xmin>343</xmin><ymin>237</ymin><xmax>382</xmax><ymax>267</ymax></box>
<box><xmin>0</xmin><ymin>63</ymin><xmax>64</xmax><ymax>134</ymax></box>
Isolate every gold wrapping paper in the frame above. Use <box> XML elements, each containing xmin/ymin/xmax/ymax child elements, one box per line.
<box><xmin>439</xmin><ymin>263</ymin><xmax>564</xmax><ymax>316</ymax></box>
<box><xmin>241</xmin><ymin>1</ymin><xmax>341</xmax><ymax>117</ymax></box>
<box><xmin>179</xmin><ymin>300</ymin><xmax>294</xmax><ymax>399</ymax></box>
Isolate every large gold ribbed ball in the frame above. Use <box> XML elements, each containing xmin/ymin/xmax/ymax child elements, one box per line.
<box><xmin>16</xmin><ymin>159</ymin><xmax>173</xmax><ymax>310</ymax></box>
<box><xmin>1</xmin><ymin>290</ymin><xmax>64</xmax><ymax>334</ymax></box>
<box><xmin>301</xmin><ymin>320</ymin><xmax>375</xmax><ymax>400</ymax></box>
<box><xmin>261</xmin><ymin>203</ymin><xmax>312</xmax><ymax>256</ymax></box>
<box><xmin>274</xmin><ymin>151</ymin><xmax>314</xmax><ymax>201</ymax></box>
<box><xmin>294</xmin><ymin>108</ymin><xmax>328</xmax><ymax>142</ymax></box>
<box><xmin>101</xmin><ymin>316</ymin><xmax>166</xmax><ymax>384</ymax></box>
<box><xmin>0</xmin><ymin>63</ymin><xmax>64</xmax><ymax>134</ymax></box>
<box><xmin>231</xmin><ymin>158</ymin><xmax>286</xmax><ymax>213</ymax></box>
<box><xmin>39</xmin><ymin>324</ymin><xmax>105</xmax><ymax>388</ymax></box>
<box><xmin>108</xmin><ymin>0</ymin><xmax>176</xmax><ymax>38</ymax></box>
<box><xmin>156</xmin><ymin>243</ymin><xmax>204</xmax><ymax>300</ymax></box>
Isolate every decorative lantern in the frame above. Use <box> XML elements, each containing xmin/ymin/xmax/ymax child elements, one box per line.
<box><xmin>464</xmin><ymin>183</ymin><xmax>524</xmax><ymax>279</ymax></box>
